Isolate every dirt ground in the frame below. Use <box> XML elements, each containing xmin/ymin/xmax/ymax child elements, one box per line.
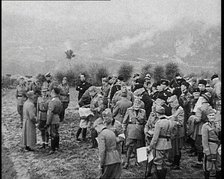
<box><xmin>2</xmin><ymin>88</ymin><xmax>205</xmax><ymax>179</ymax></box>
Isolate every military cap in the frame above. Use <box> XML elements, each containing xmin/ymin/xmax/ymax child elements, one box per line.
<box><xmin>192</xmin><ymin>87</ymin><xmax>200</xmax><ymax>93</ymax></box>
<box><xmin>160</xmin><ymin>79</ymin><xmax>170</xmax><ymax>86</ymax></box>
<box><xmin>181</xmin><ymin>81</ymin><xmax>190</xmax><ymax>88</ymax></box>
<box><xmin>145</xmin><ymin>74</ymin><xmax>151</xmax><ymax>80</ymax></box>
<box><xmin>27</xmin><ymin>91</ymin><xmax>35</xmax><ymax>98</ymax></box>
<box><xmin>117</xmin><ymin>75</ymin><xmax>124</xmax><ymax>81</ymax></box>
<box><xmin>205</xmin><ymin>108</ymin><xmax>216</xmax><ymax>116</ymax></box>
<box><xmin>201</xmin><ymin>92</ymin><xmax>212</xmax><ymax>102</ymax></box>
<box><xmin>157</xmin><ymin>92</ymin><xmax>167</xmax><ymax>101</ymax></box>
<box><xmin>211</xmin><ymin>74</ymin><xmax>219</xmax><ymax>80</ymax></box>
<box><xmin>63</xmin><ymin>77</ymin><xmax>67</xmax><ymax>80</ymax></box>
<box><xmin>167</xmin><ymin>95</ymin><xmax>178</xmax><ymax>103</ymax></box>
<box><xmin>41</xmin><ymin>88</ymin><xmax>48</xmax><ymax>92</ymax></box>
<box><xmin>45</xmin><ymin>72</ymin><xmax>51</xmax><ymax>77</ymax></box>
<box><xmin>198</xmin><ymin>79</ymin><xmax>207</xmax><ymax>86</ymax></box>
<box><xmin>136</xmin><ymin>78</ymin><xmax>145</xmax><ymax>85</ymax></box>
<box><xmin>88</xmin><ymin>86</ymin><xmax>97</xmax><ymax>92</ymax></box>
<box><xmin>133</xmin><ymin>73</ymin><xmax>140</xmax><ymax>78</ymax></box>
<box><xmin>155</xmin><ymin>105</ymin><xmax>165</xmax><ymax>114</ymax></box>
<box><xmin>102</xmin><ymin>77</ymin><xmax>108</xmax><ymax>83</ymax></box>
<box><xmin>133</xmin><ymin>98</ymin><xmax>142</xmax><ymax>110</ymax></box>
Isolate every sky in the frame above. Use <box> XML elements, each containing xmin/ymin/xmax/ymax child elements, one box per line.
<box><xmin>2</xmin><ymin>0</ymin><xmax>221</xmax><ymax>29</ymax></box>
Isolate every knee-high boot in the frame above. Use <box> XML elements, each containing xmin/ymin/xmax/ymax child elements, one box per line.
<box><xmin>51</xmin><ymin>137</ymin><xmax>56</xmax><ymax>151</ymax></box>
<box><xmin>55</xmin><ymin>136</ymin><xmax>60</xmax><ymax>149</ymax></box>
<box><xmin>76</xmin><ymin>128</ymin><xmax>82</xmax><ymax>140</ymax></box>
<box><xmin>82</xmin><ymin>128</ymin><xmax>87</xmax><ymax>141</ymax></box>
<box><xmin>216</xmin><ymin>171</ymin><xmax>221</xmax><ymax>179</ymax></box>
<box><xmin>90</xmin><ymin>128</ymin><xmax>98</xmax><ymax>148</ymax></box>
<box><xmin>204</xmin><ymin>171</ymin><xmax>210</xmax><ymax>179</ymax></box>
<box><xmin>123</xmin><ymin>146</ymin><xmax>133</xmax><ymax>169</ymax></box>
<box><xmin>156</xmin><ymin>168</ymin><xmax>166</xmax><ymax>179</ymax></box>
<box><xmin>146</xmin><ymin>161</ymin><xmax>153</xmax><ymax>177</ymax></box>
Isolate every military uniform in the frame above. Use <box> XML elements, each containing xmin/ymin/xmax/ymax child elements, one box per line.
<box><xmin>37</xmin><ymin>93</ymin><xmax>50</xmax><ymax>148</ymax></box>
<box><xmin>111</xmin><ymin>90</ymin><xmax>134</xmax><ymax>109</ymax></box>
<box><xmin>148</xmin><ymin>115</ymin><xmax>172</xmax><ymax>179</ymax></box>
<box><xmin>76</xmin><ymin>80</ymin><xmax>92</xmax><ymax>100</ymax></box>
<box><xmin>59</xmin><ymin>83</ymin><xmax>70</xmax><ymax>121</ymax></box>
<box><xmin>202</xmin><ymin>120</ymin><xmax>221</xmax><ymax>179</ymax></box>
<box><xmin>122</xmin><ymin>106</ymin><xmax>146</xmax><ymax>168</ymax></box>
<box><xmin>16</xmin><ymin>83</ymin><xmax>28</xmax><ymax>126</ymax></box>
<box><xmin>42</xmin><ymin>80</ymin><xmax>59</xmax><ymax>97</ymax></box>
<box><xmin>46</xmin><ymin>95</ymin><xmax>63</xmax><ymax>152</ymax></box>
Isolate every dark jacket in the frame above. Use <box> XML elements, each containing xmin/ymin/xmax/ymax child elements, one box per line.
<box><xmin>76</xmin><ymin>81</ymin><xmax>92</xmax><ymax>100</ymax></box>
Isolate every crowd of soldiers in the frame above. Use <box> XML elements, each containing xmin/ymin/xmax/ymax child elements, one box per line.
<box><xmin>16</xmin><ymin>71</ymin><xmax>221</xmax><ymax>179</ymax></box>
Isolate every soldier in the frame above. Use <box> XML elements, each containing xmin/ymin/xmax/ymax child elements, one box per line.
<box><xmin>112</xmin><ymin>90</ymin><xmax>132</xmax><ymax>124</ymax></box>
<box><xmin>198</xmin><ymin>79</ymin><xmax>208</xmax><ymax>96</ymax></box>
<box><xmin>179</xmin><ymin>81</ymin><xmax>193</xmax><ymax>141</ymax></box>
<box><xmin>210</xmin><ymin>74</ymin><xmax>221</xmax><ymax>111</ymax></box>
<box><xmin>191</xmin><ymin>92</ymin><xmax>213</xmax><ymax>169</ymax></box>
<box><xmin>147</xmin><ymin>106</ymin><xmax>172</xmax><ymax>179</ymax></box>
<box><xmin>59</xmin><ymin>77</ymin><xmax>70</xmax><ymax>122</ymax></box>
<box><xmin>22</xmin><ymin>91</ymin><xmax>37</xmax><ymax>151</ymax></box>
<box><xmin>109</xmin><ymin>75</ymin><xmax>123</xmax><ymax>105</ymax></box>
<box><xmin>159</xmin><ymin>79</ymin><xmax>172</xmax><ymax>102</ymax></box>
<box><xmin>201</xmin><ymin>108</ymin><xmax>221</xmax><ymax>179</ymax></box>
<box><xmin>42</xmin><ymin>72</ymin><xmax>59</xmax><ymax>97</ymax></box>
<box><xmin>122</xmin><ymin>98</ymin><xmax>146</xmax><ymax>169</ymax></box>
<box><xmin>45</xmin><ymin>87</ymin><xmax>63</xmax><ymax>154</ymax></box>
<box><xmin>167</xmin><ymin>95</ymin><xmax>185</xmax><ymax>170</ymax></box>
<box><xmin>16</xmin><ymin>76</ymin><xmax>28</xmax><ymax>128</ymax></box>
<box><xmin>112</xmin><ymin>84</ymin><xmax>134</xmax><ymax>110</ymax></box>
<box><xmin>93</xmin><ymin>118</ymin><xmax>122</xmax><ymax>179</ymax></box>
<box><xmin>170</xmin><ymin>73</ymin><xmax>186</xmax><ymax>99</ymax></box>
<box><xmin>37</xmin><ymin>88</ymin><xmax>50</xmax><ymax>149</ymax></box>
<box><xmin>101</xmin><ymin>77</ymin><xmax>111</xmax><ymax>108</ymax></box>
<box><xmin>144</xmin><ymin>104</ymin><xmax>167</xmax><ymax>177</ymax></box>
<box><xmin>89</xmin><ymin>86</ymin><xmax>106</xmax><ymax>148</ymax></box>
<box><xmin>76</xmin><ymin>73</ymin><xmax>92</xmax><ymax>101</ymax></box>
<box><xmin>102</xmin><ymin>108</ymin><xmax>125</xmax><ymax>159</ymax></box>
<box><xmin>130</xmin><ymin>73</ymin><xmax>140</xmax><ymax>92</ymax></box>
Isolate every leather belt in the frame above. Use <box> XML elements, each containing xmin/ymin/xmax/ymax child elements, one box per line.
<box><xmin>208</xmin><ymin>139</ymin><xmax>220</xmax><ymax>144</ymax></box>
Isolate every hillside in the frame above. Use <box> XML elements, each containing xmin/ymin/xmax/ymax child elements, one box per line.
<box><xmin>2</xmin><ymin>12</ymin><xmax>221</xmax><ymax>76</ymax></box>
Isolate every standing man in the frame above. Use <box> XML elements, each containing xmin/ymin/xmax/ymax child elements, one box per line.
<box><xmin>22</xmin><ymin>91</ymin><xmax>37</xmax><ymax>151</ymax></box>
<box><xmin>94</xmin><ymin>118</ymin><xmax>122</xmax><ymax>179</ymax></box>
<box><xmin>198</xmin><ymin>79</ymin><xmax>208</xmax><ymax>96</ymax></box>
<box><xmin>59</xmin><ymin>77</ymin><xmax>70</xmax><ymax>122</ymax></box>
<box><xmin>202</xmin><ymin>108</ymin><xmax>221</xmax><ymax>179</ymax></box>
<box><xmin>16</xmin><ymin>76</ymin><xmax>28</xmax><ymax>128</ymax></box>
<box><xmin>42</xmin><ymin>72</ymin><xmax>52</xmax><ymax>97</ymax></box>
<box><xmin>37</xmin><ymin>88</ymin><xmax>50</xmax><ymax>149</ymax></box>
<box><xmin>45</xmin><ymin>87</ymin><xmax>63</xmax><ymax>154</ymax></box>
<box><xmin>210</xmin><ymin>74</ymin><xmax>221</xmax><ymax>111</ymax></box>
<box><xmin>147</xmin><ymin>106</ymin><xmax>172</xmax><ymax>179</ymax></box>
<box><xmin>122</xmin><ymin>99</ymin><xmax>146</xmax><ymax>169</ymax></box>
<box><xmin>76</xmin><ymin>73</ymin><xmax>92</xmax><ymax>101</ymax></box>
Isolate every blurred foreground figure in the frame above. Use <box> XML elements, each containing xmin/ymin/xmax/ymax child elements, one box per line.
<box><xmin>16</xmin><ymin>77</ymin><xmax>27</xmax><ymax>128</ymax></box>
<box><xmin>201</xmin><ymin>109</ymin><xmax>221</xmax><ymax>179</ymax></box>
<box><xmin>94</xmin><ymin>118</ymin><xmax>122</xmax><ymax>179</ymax></box>
<box><xmin>22</xmin><ymin>91</ymin><xmax>37</xmax><ymax>151</ymax></box>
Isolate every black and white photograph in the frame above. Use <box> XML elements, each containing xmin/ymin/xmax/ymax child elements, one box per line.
<box><xmin>2</xmin><ymin>0</ymin><xmax>221</xmax><ymax>179</ymax></box>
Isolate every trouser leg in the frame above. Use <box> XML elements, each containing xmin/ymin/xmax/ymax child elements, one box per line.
<box><xmin>124</xmin><ymin>145</ymin><xmax>133</xmax><ymax>168</ymax></box>
<box><xmin>82</xmin><ymin>128</ymin><xmax>87</xmax><ymax>141</ymax></box>
<box><xmin>76</xmin><ymin>128</ymin><xmax>82</xmax><ymax>139</ymax></box>
<box><xmin>90</xmin><ymin>128</ymin><xmax>98</xmax><ymax>148</ymax></box>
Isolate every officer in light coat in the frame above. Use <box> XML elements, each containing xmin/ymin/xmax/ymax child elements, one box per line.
<box><xmin>201</xmin><ymin>108</ymin><xmax>221</xmax><ymax>179</ymax></box>
<box><xmin>94</xmin><ymin>118</ymin><xmax>122</xmax><ymax>179</ymax></box>
<box><xmin>147</xmin><ymin>105</ymin><xmax>172</xmax><ymax>179</ymax></box>
<box><xmin>167</xmin><ymin>95</ymin><xmax>185</xmax><ymax>170</ymax></box>
<box><xmin>16</xmin><ymin>77</ymin><xmax>28</xmax><ymax>128</ymax></box>
<box><xmin>122</xmin><ymin>98</ymin><xmax>146</xmax><ymax>169</ymax></box>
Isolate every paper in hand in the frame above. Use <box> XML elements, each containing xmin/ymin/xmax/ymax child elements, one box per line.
<box><xmin>137</xmin><ymin>147</ymin><xmax>147</xmax><ymax>163</ymax></box>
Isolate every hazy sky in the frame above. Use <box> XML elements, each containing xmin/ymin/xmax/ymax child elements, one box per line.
<box><xmin>3</xmin><ymin>0</ymin><xmax>221</xmax><ymax>29</ymax></box>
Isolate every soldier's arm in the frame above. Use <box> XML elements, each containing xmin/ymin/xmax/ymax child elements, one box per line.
<box><xmin>195</xmin><ymin>107</ymin><xmax>202</xmax><ymax>123</ymax></box>
<box><xmin>46</xmin><ymin>101</ymin><xmax>54</xmax><ymax>125</ymax></box>
<box><xmin>201</xmin><ymin>124</ymin><xmax>210</xmax><ymax>156</ymax></box>
<box><xmin>16</xmin><ymin>88</ymin><xmax>18</xmax><ymax>99</ymax></box>
<box><xmin>112</xmin><ymin>102</ymin><xmax>119</xmax><ymax>117</ymax></box>
<box><xmin>37</xmin><ymin>98</ymin><xmax>40</xmax><ymax>121</ymax></box>
<box><xmin>122</xmin><ymin>110</ymin><xmax>129</xmax><ymax>132</ymax></box>
<box><xmin>115</xmin><ymin>122</ymin><xmax>125</xmax><ymax>142</ymax></box>
<box><xmin>176</xmin><ymin>109</ymin><xmax>184</xmax><ymax>126</ymax></box>
<box><xmin>144</xmin><ymin>118</ymin><xmax>150</xmax><ymax>134</ymax></box>
<box><xmin>149</xmin><ymin>121</ymin><xmax>160</xmax><ymax>149</ymax></box>
<box><xmin>28</xmin><ymin>104</ymin><xmax>36</xmax><ymax>123</ymax></box>
<box><xmin>98</xmin><ymin>134</ymin><xmax>106</xmax><ymax>167</ymax></box>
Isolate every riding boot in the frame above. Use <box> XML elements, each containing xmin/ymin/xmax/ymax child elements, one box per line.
<box><xmin>123</xmin><ymin>146</ymin><xmax>133</xmax><ymax>169</ymax></box>
<box><xmin>76</xmin><ymin>128</ymin><xmax>82</xmax><ymax>141</ymax></box>
<box><xmin>146</xmin><ymin>161</ymin><xmax>153</xmax><ymax>177</ymax></box>
<box><xmin>82</xmin><ymin>128</ymin><xmax>87</xmax><ymax>141</ymax></box>
<box><xmin>90</xmin><ymin>128</ymin><xmax>98</xmax><ymax>148</ymax></box>
<box><xmin>162</xmin><ymin>168</ymin><xmax>167</xmax><ymax>179</ymax></box>
<box><xmin>50</xmin><ymin>137</ymin><xmax>56</xmax><ymax>153</ymax></box>
<box><xmin>156</xmin><ymin>169</ymin><xmax>165</xmax><ymax>179</ymax></box>
<box><xmin>55</xmin><ymin>136</ymin><xmax>59</xmax><ymax>149</ymax></box>
<box><xmin>204</xmin><ymin>171</ymin><xmax>210</xmax><ymax>179</ymax></box>
<box><xmin>216</xmin><ymin>171</ymin><xmax>221</xmax><ymax>179</ymax></box>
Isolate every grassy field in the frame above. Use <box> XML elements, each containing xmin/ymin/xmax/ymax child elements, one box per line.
<box><xmin>2</xmin><ymin>88</ymin><xmax>205</xmax><ymax>179</ymax></box>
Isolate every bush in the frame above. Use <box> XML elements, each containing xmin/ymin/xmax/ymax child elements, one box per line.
<box><xmin>165</xmin><ymin>62</ymin><xmax>180</xmax><ymax>81</ymax></box>
<box><xmin>36</xmin><ymin>74</ymin><xmax>46</xmax><ymax>85</ymax></box>
<box><xmin>117</xmin><ymin>63</ymin><xmax>133</xmax><ymax>82</ymax></box>
<box><xmin>95</xmin><ymin>66</ymin><xmax>109</xmax><ymax>86</ymax></box>
<box><xmin>153</xmin><ymin>65</ymin><xmax>165</xmax><ymax>82</ymax></box>
<box><xmin>140</xmin><ymin>63</ymin><xmax>153</xmax><ymax>78</ymax></box>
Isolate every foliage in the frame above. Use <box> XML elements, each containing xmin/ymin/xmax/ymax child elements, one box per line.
<box><xmin>117</xmin><ymin>63</ymin><xmax>133</xmax><ymax>82</ymax></box>
<box><xmin>140</xmin><ymin>63</ymin><xmax>153</xmax><ymax>78</ymax></box>
<box><xmin>153</xmin><ymin>65</ymin><xmax>165</xmax><ymax>82</ymax></box>
<box><xmin>1</xmin><ymin>76</ymin><xmax>17</xmax><ymax>89</ymax></box>
<box><xmin>165</xmin><ymin>62</ymin><xmax>180</xmax><ymax>81</ymax></box>
<box><xmin>36</xmin><ymin>74</ymin><xmax>46</xmax><ymax>85</ymax></box>
<box><xmin>95</xmin><ymin>66</ymin><xmax>109</xmax><ymax>86</ymax></box>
